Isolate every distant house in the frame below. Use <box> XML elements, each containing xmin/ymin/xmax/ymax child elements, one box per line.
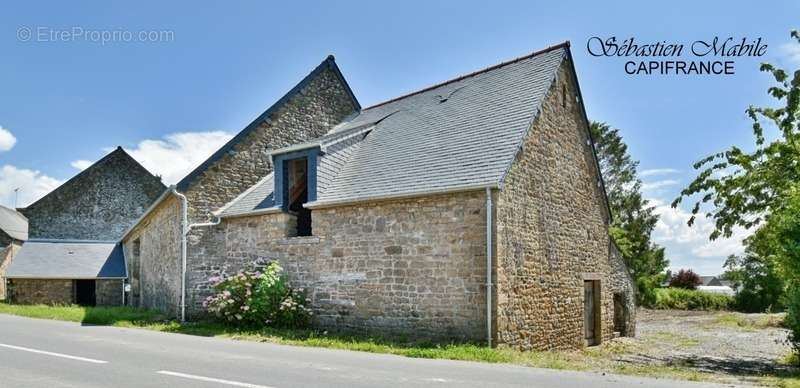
<box><xmin>663</xmin><ymin>274</ymin><xmax>736</xmax><ymax>295</ymax></box>
<box><xmin>699</xmin><ymin>275</ymin><xmax>723</xmax><ymax>286</ymax></box>
<box><xmin>4</xmin><ymin>147</ymin><xmax>164</xmax><ymax>306</ymax></box>
<box><xmin>0</xmin><ymin>205</ymin><xmax>27</xmax><ymax>299</ymax></box>
<box><xmin>121</xmin><ymin>42</ymin><xmax>636</xmax><ymax>350</ymax></box>
<box><xmin>697</xmin><ymin>276</ymin><xmax>735</xmax><ymax>295</ymax></box>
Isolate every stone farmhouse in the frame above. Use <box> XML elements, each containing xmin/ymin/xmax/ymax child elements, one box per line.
<box><xmin>120</xmin><ymin>42</ymin><xmax>636</xmax><ymax>350</ymax></box>
<box><xmin>0</xmin><ymin>205</ymin><xmax>28</xmax><ymax>299</ymax></box>
<box><xmin>2</xmin><ymin>148</ymin><xmax>165</xmax><ymax>306</ymax></box>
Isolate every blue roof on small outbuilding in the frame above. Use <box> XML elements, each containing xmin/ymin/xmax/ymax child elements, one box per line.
<box><xmin>5</xmin><ymin>240</ymin><xmax>127</xmax><ymax>279</ymax></box>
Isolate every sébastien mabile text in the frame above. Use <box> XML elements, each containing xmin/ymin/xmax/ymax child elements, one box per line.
<box><xmin>587</xmin><ymin>36</ymin><xmax>768</xmax><ymax>75</ymax></box>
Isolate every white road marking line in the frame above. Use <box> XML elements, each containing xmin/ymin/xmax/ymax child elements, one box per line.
<box><xmin>0</xmin><ymin>343</ymin><xmax>108</xmax><ymax>364</ymax></box>
<box><xmin>157</xmin><ymin>370</ymin><xmax>275</xmax><ymax>388</ymax></box>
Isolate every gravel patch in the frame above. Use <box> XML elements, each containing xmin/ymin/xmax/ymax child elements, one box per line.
<box><xmin>617</xmin><ymin>309</ymin><xmax>795</xmax><ymax>377</ymax></box>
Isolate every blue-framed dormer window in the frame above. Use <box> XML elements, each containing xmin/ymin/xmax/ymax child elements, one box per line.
<box><xmin>273</xmin><ymin>147</ymin><xmax>319</xmax><ymax>236</ymax></box>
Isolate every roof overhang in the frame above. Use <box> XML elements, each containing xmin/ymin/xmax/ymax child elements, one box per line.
<box><xmin>304</xmin><ymin>182</ymin><xmax>498</xmax><ymax>210</ymax></box>
<box><xmin>218</xmin><ymin>206</ymin><xmax>283</xmax><ymax>219</ymax></box>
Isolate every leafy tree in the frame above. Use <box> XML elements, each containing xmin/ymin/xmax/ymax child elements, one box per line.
<box><xmin>590</xmin><ymin>122</ymin><xmax>669</xmax><ymax>305</ymax></box>
<box><xmin>672</xmin><ymin>31</ymin><xmax>800</xmax><ymax>239</ymax></box>
<box><xmin>674</xmin><ymin>30</ymin><xmax>800</xmax><ymax>349</ymax></box>
<box><xmin>668</xmin><ymin>269</ymin><xmax>701</xmax><ymax>290</ymax></box>
<box><xmin>723</xmin><ymin>239</ymin><xmax>786</xmax><ymax>313</ymax></box>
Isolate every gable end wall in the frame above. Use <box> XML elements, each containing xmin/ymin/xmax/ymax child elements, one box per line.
<box><xmin>183</xmin><ymin>66</ymin><xmax>359</xmax><ymax>220</ymax></box>
<box><xmin>495</xmin><ymin>59</ymin><xmax>633</xmax><ymax>350</ymax></box>
<box><xmin>22</xmin><ymin>150</ymin><xmax>165</xmax><ymax>240</ymax></box>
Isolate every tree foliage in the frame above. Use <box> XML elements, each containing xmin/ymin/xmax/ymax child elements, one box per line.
<box><xmin>673</xmin><ymin>31</ymin><xmax>800</xmax><ymax>240</ymax></box>
<box><xmin>590</xmin><ymin>122</ymin><xmax>668</xmax><ymax>304</ymax></box>
<box><xmin>723</xmin><ymin>238</ymin><xmax>786</xmax><ymax>313</ymax></box>
<box><xmin>674</xmin><ymin>31</ymin><xmax>800</xmax><ymax>350</ymax></box>
<box><xmin>668</xmin><ymin>269</ymin><xmax>701</xmax><ymax>290</ymax></box>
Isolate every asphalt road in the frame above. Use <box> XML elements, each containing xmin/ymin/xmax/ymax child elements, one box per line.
<box><xmin>0</xmin><ymin>314</ymin><xmax>734</xmax><ymax>388</ymax></box>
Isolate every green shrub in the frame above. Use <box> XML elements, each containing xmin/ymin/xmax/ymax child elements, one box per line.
<box><xmin>652</xmin><ymin>288</ymin><xmax>733</xmax><ymax>311</ymax></box>
<box><xmin>785</xmin><ymin>286</ymin><xmax>800</xmax><ymax>359</ymax></box>
<box><xmin>668</xmin><ymin>269</ymin><xmax>701</xmax><ymax>290</ymax></box>
<box><xmin>204</xmin><ymin>261</ymin><xmax>311</xmax><ymax>328</ymax></box>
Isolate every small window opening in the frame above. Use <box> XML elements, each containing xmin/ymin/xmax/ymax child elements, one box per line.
<box><xmin>286</xmin><ymin>158</ymin><xmax>312</xmax><ymax>236</ymax></box>
<box><xmin>130</xmin><ymin>238</ymin><xmax>141</xmax><ymax>305</ymax></box>
<box><xmin>562</xmin><ymin>84</ymin><xmax>568</xmax><ymax>108</ymax></box>
<box><xmin>132</xmin><ymin>238</ymin><xmax>141</xmax><ymax>258</ymax></box>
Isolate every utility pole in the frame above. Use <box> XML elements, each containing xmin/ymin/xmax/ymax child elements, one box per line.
<box><xmin>13</xmin><ymin>187</ymin><xmax>19</xmax><ymax>209</ymax></box>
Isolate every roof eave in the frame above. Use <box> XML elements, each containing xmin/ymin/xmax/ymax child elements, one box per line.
<box><xmin>218</xmin><ymin>206</ymin><xmax>282</xmax><ymax>219</ymax></box>
<box><xmin>304</xmin><ymin>183</ymin><xmax>499</xmax><ymax>210</ymax></box>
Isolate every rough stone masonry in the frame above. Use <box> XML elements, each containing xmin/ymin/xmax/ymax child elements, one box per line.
<box><xmin>123</xmin><ymin>48</ymin><xmax>636</xmax><ymax>350</ymax></box>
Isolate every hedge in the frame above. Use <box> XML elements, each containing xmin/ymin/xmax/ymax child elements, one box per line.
<box><xmin>651</xmin><ymin>288</ymin><xmax>733</xmax><ymax>311</ymax></box>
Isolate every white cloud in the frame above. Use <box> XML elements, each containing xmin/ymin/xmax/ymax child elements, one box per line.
<box><xmin>641</xmin><ymin>179</ymin><xmax>679</xmax><ymax>191</ymax></box>
<box><xmin>125</xmin><ymin>131</ymin><xmax>234</xmax><ymax>184</ymax></box>
<box><xmin>70</xmin><ymin>160</ymin><xmax>93</xmax><ymax>171</ymax></box>
<box><xmin>639</xmin><ymin>168</ymin><xmax>679</xmax><ymax>177</ymax></box>
<box><xmin>0</xmin><ymin>165</ymin><xmax>62</xmax><ymax>208</ymax></box>
<box><xmin>0</xmin><ymin>126</ymin><xmax>17</xmax><ymax>152</ymax></box>
<box><xmin>780</xmin><ymin>41</ymin><xmax>800</xmax><ymax>65</ymax></box>
<box><xmin>649</xmin><ymin>199</ymin><xmax>750</xmax><ymax>275</ymax></box>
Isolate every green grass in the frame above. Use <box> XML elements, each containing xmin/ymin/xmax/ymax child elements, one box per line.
<box><xmin>713</xmin><ymin>312</ymin><xmax>786</xmax><ymax>331</ymax></box>
<box><xmin>0</xmin><ymin>302</ymin><xmax>165</xmax><ymax>325</ymax></box>
<box><xmin>0</xmin><ymin>303</ymin><xmax>798</xmax><ymax>386</ymax></box>
<box><xmin>779</xmin><ymin>352</ymin><xmax>800</xmax><ymax>366</ymax></box>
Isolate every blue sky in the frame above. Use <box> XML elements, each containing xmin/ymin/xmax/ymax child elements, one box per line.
<box><xmin>1</xmin><ymin>1</ymin><xmax>798</xmax><ymax>274</ymax></box>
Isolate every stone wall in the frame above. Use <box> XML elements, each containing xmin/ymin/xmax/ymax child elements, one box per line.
<box><xmin>122</xmin><ymin>195</ymin><xmax>182</xmax><ymax>317</ymax></box>
<box><xmin>494</xmin><ymin>59</ymin><xmax>628</xmax><ymax>350</ymax></box>
<box><xmin>22</xmin><ymin>147</ymin><xmax>165</xmax><ymax>240</ymax></box>
<box><xmin>96</xmin><ymin>279</ymin><xmax>123</xmax><ymax>306</ymax></box>
<box><xmin>187</xmin><ymin>191</ymin><xmax>489</xmax><ymax>341</ymax></box>
<box><xmin>122</xmin><ymin>59</ymin><xmax>358</xmax><ymax>320</ymax></box>
<box><xmin>9</xmin><ymin>279</ymin><xmax>73</xmax><ymax>305</ymax></box>
<box><xmin>609</xmin><ymin>242</ymin><xmax>636</xmax><ymax>337</ymax></box>
<box><xmin>0</xmin><ymin>241</ymin><xmax>21</xmax><ymax>300</ymax></box>
<box><xmin>184</xmin><ymin>65</ymin><xmax>359</xmax><ymax>220</ymax></box>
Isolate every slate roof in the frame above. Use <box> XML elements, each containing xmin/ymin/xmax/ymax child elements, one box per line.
<box><xmin>219</xmin><ymin>43</ymin><xmax>572</xmax><ymax>216</ymax></box>
<box><xmin>0</xmin><ymin>205</ymin><xmax>27</xmax><ymax>241</ymax></box>
<box><xmin>5</xmin><ymin>240</ymin><xmax>127</xmax><ymax>279</ymax></box>
<box><xmin>699</xmin><ymin>276</ymin><xmax>723</xmax><ymax>287</ymax></box>
<box><xmin>216</xmin><ymin>175</ymin><xmax>276</xmax><ymax>217</ymax></box>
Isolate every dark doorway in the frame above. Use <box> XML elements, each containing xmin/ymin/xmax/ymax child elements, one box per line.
<box><xmin>75</xmin><ymin>280</ymin><xmax>96</xmax><ymax>306</ymax></box>
<box><xmin>285</xmin><ymin>158</ymin><xmax>312</xmax><ymax>236</ymax></box>
<box><xmin>584</xmin><ymin>280</ymin><xmax>600</xmax><ymax>346</ymax></box>
<box><xmin>613</xmin><ymin>292</ymin><xmax>627</xmax><ymax>335</ymax></box>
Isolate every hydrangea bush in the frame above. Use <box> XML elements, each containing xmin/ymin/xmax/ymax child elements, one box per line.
<box><xmin>203</xmin><ymin>261</ymin><xmax>311</xmax><ymax>328</ymax></box>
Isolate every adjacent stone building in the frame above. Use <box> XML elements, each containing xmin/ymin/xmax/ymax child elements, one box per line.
<box><xmin>5</xmin><ymin>148</ymin><xmax>165</xmax><ymax>305</ymax></box>
<box><xmin>0</xmin><ymin>205</ymin><xmax>28</xmax><ymax>300</ymax></box>
<box><xmin>122</xmin><ymin>42</ymin><xmax>636</xmax><ymax>350</ymax></box>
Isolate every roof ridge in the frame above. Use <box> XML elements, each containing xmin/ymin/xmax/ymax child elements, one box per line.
<box><xmin>22</xmin><ymin>146</ymin><xmax>161</xmax><ymax>210</ymax></box>
<box><xmin>363</xmin><ymin>41</ymin><xmax>570</xmax><ymax>110</ymax></box>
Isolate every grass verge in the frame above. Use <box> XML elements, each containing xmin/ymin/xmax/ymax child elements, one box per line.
<box><xmin>712</xmin><ymin>312</ymin><xmax>786</xmax><ymax>331</ymax></box>
<box><xmin>0</xmin><ymin>303</ymin><xmax>796</xmax><ymax>386</ymax></box>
